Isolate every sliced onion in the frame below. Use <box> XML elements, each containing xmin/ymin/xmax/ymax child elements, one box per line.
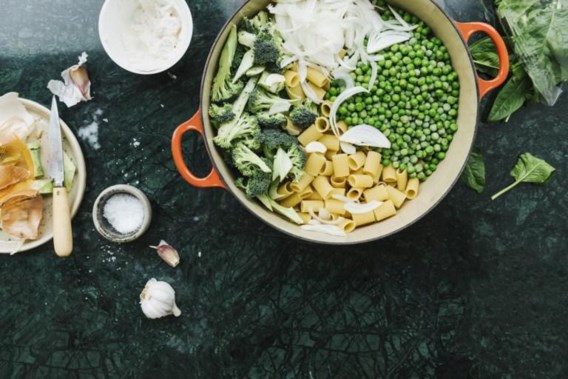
<box><xmin>339</xmin><ymin>124</ymin><xmax>391</xmax><ymax>148</ymax></box>
<box><xmin>329</xmin><ymin>86</ymin><xmax>369</xmax><ymax>137</ymax></box>
<box><xmin>268</xmin><ymin>101</ymin><xmax>292</xmax><ymax>115</ymax></box>
<box><xmin>332</xmin><ymin>72</ymin><xmax>354</xmax><ymax>89</ymax></box>
<box><xmin>344</xmin><ymin>200</ymin><xmax>382</xmax><ymax>215</ymax></box>
<box><xmin>305</xmin><ymin>141</ymin><xmax>327</xmax><ymax>154</ymax></box>
<box><xmin>331</xmin><ymin>194</ymin><xmax>355</xmax><ymax>203</ymax></box>
<box><xmin>301</xmin><ymin>224</ymin><xmax>347</xmax><ymax>237</ymax></box>
<box><xmin>340</xmin><ymin>142</ymin><xmax>356</xmax><ymax>154</ymax></box>
<box><xmin>308</xmin><ymin>207</ymin><xmax>344</xmax><ymax>225</ymax></box>
<box><xmin>265</xmin><ymin>74</ymin><xmax>286</xmax><ymax>86</ymax></box>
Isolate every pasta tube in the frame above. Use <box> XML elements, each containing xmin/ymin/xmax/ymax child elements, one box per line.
<box><xmin>381</xmin><ymin>165</ymin><xmax>397</xmax><ymax>184</ymax></box>
<box><xmin>347</xmin><ymin>174</ymin><xmax>374</xmax><ymax>188</ymax></box>
<box><xmin>396</xmin><ymin>169</ymin><xmax>408</xmax><ymax>192</ymax></box>
<box><xmin>301</xmin><ymin>200</ymin><xmax>324</xmax><ymax>213</ymax></box>
<box><xmin>304</xmin><ymin>153</ymin><xmax>327</xmax><ymax>177</ymax></box>
<box><xmin>363</xmin><ymin>184</ymin><xmax>389</xmax><ymax>202</ymax></box>
<box><xmin>405</xmin><ymin>178</ymin><xmax>420</xmax><ymax>199</ymax></box>
<box><xmin>331</xmin><ymin>154</ymin><xmax>350</xmax><ymax>178</ymax></box>
<box><xmin>348</xmin><ymin>151</ymin><xmax>367</xmax><ymax>171</ymax></box>
<box><xmin>386</xmin><ymin>185</ymin><xmax>406</xmax><ymax>208</ymax></box>
<box><xmin>298</xmin><ymin>125</ymin><xmax>323</xmax><ymax>146</ymax></box>
<box><xmin>290</xmin><ymin>173</ymin><xmax>314</xmax><ymax>193</ymax></box>
<box><xmin>312</xmin><ymin>176</ymin><xmax>334</xmax><ymax>199</ymax></box>
<box><xmin>306</xmin><ymin>67</ymin><xmax>330</xmax><ymax>88</ymax></box>
<box><xmin>351</xmin><ymin>211</ymin><xmax>375</xmax><ymax>227</ymax></box>
<box><xmin>315</xmin><ymin>117</ymin><xmax>330</xmax><ymax>133</ymax></box>
<box><xmin>373</xmin><ymin>200</ymin><xmax>397</xmax><ymax>221</ymax></box>
<box><xmin>318</xmin><ymin>134</ymin><xmax>340</xmax><ymax>151</ymax></box>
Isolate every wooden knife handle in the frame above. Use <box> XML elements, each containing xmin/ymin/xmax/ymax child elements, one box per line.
<box><xmin>53</xmin><ymin>187</ymin><xmax>73</xmax><ymax>257</ymax></box>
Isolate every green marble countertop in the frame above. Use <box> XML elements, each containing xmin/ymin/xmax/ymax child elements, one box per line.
<box><xmin>1</xmin><ymin>0</ymin><xmax>566</xmax><ymax>378</ymax></box>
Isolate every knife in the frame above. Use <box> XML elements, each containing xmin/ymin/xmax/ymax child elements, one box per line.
<box><xmin>48</xmin><ymin>96</ymin><xmax>73</xmax><ymax>257</ymax></box>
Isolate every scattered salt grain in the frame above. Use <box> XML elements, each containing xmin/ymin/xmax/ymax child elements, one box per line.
<box><xmin>103</xmin><ymin>194</ymin><xmax>144</xmax><ymax>234</ymax></box>
<box><xmin>78</xmin><ymin>121</ymin><xmax>101</xmax><ymax>150</ymax></box>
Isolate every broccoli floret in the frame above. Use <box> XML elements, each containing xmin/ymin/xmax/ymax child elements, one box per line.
<box><xmin>241</xmin><ymin>11</ymin><xmax>269</xmax><ymax>34</ymax></box>
<box><xmin>290</xmin><ymin>102</ymin><xmax>318</xmax><ymax>128</ymax></box>
<box><xmin>253</xmin><ymin>34</ymin><xmax>281</xmax><ymax>66</ymax></box>
<box><xmin>235</xmin><ymin>171</ymin><xmax>271</xmax><ymax>198</ymax></box>
<box><xmin>213</xmin><ymin>113</ymin><xmax>260</xmax><ymax>150</ymax></box>
<box><xmin>208</xmin><ymin>103</ymin><xmax>235</xmax><ymax>126</ymax></box>
<box><xmin>257</xmin><ymin>112</ymin><xmax>287</xmax><ymax>129</ymax></box>
<box><xmin>232</xmin><ymin>142</ymin><xmax>272</xmax><ymax>177</ymax></box>
<box><xmin>247</xmin><ymin>87</ymin><xmax>298</xmax><ymax>114</ymax></box>
<box><xmin>259</xmin><ymin>129</ymin><xmax>298</xmax><ymax>158</ymax></box>
<box><xmin>211</xmin><ymin>25</ymin><xmax>244</xmax><ymax>102</ymax></box>
<box><xmin>287</xmin><ymin>143</ymin><xmax>306</xmax><ymax>182</ymax></box>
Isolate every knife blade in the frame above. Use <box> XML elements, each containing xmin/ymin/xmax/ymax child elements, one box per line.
<box><xmin>48</xmin><ymin>96</ymin><xmax>73</xmax><ymax>257</ymax></box>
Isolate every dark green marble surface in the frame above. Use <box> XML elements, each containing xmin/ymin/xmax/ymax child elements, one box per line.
<box><xmin>1</xmin><ymin>0</ymin><xmax>566</xmax><ymax>378</ymax></box>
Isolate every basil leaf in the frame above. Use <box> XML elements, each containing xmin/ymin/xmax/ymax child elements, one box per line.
<box><xmin>461</xmin><ymin>150</ymin><xmax>485</xmax><ymax>193</ymax></box>
<box><xmin>491</xmin><ymin>152</ymin><xmax>555</xmax><ymax>200</ymax></box>
<box><xmin>488</xmin><ymin>74</ymin><xmax>530</xmax><ymax>122</ymax></box>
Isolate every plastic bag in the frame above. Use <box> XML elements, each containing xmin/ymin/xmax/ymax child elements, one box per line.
<box><xmin>496</xmin><ymin>0</ymin><xmax>568</xmax><ymax>106</ymax></box>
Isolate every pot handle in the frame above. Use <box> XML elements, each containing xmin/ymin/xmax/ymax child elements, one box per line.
<box><xmin>455</xmin><ymin>21</ymin><xmax>509</xmax><ymax>99</ymax></box>
<box><xmin>171</xmin><ymin>110</ymin><xmax>226</xmax><ymax>189</ymax></box>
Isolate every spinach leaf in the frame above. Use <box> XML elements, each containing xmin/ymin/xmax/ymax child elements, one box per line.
<box><xmin>461</xmin><ymin>150</ymin><xmax>486</xmax><ymax>193</ymax></box>
<box><xmin>488</xmin><ymin>73</ymin><xmax>531</xmax><ymax>122</ymax></box>
<box><xmin>491</xmin><ymin>152</ymin><xmax>555</xmax><ymax>200</ymax></box>
<box><xmin>496</xmin><ymin>0</ymin><xmax>568</xmax><ymax>104</ymax></box>
<box><xmin>470</xmin><ymin>37</ymin><xmax>501</xmax><ymax>77</ymax></box>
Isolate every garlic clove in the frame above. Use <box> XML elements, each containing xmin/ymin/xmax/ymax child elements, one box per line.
<box><xmin>149</xmin><ymin>240</ymin><xmax>180</xmax><ymax>268</ymax></box>
<box><xmin>139</xmin><ymin>278</ymin><xmax>181</xmax><ymax>319</ymax></box>
<box><xmin>69</xmin><ymin>66</ymin><xmax>92</xmax><ymax>99</ymax></box>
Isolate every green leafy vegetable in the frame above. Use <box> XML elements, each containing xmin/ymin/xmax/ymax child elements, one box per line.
<box><xmin>461</xmin><ymin>150</ymin><xmax>486</xmax><ymax>193</ymax></box>
<box><xmin>491</xmin><ymin>152</ymin><xmax>555</xmax><ymax>200</ymax></box>
<box><xmin>495</xmin><ymin>0</ymin><xmax>568</xmax><ymax>105</ymax></box>
<box><xmin>488</xmin><ymin>72</ymin><xmax>531</xmax><ymax>122</ymax></box>
<box><xmin>470</xmin><ymin>37</ymin><xmax>501</xmax><ymax>77</ymax></box>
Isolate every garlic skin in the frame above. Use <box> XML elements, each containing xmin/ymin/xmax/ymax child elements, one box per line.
<box><xmin>149</xmin><ymin>240</ymin><xmax>180</xmax><ymax>268</ymax></box>
<box><xmin>139</xmin><ymin>278</ymin><xmax>181</xmax><ymax>319</ymax></box>
<box><xmin>47</xmin><ymin>52</ymin><xmax>92</xmax><ymax>108</ymax></box>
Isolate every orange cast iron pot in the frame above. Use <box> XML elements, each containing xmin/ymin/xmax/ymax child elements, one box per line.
<box><xmin>172</xmin><ymin>0</ymin><xmax>509</xmax><ymax>245</ymax></box>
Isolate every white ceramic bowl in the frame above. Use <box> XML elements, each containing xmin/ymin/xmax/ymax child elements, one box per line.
<box><xmin>98</xmin><ymin>0</ymin><xmax>193</xmax><ymax>75</ymax></box>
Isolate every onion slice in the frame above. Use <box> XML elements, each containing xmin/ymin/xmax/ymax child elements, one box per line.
<box><xmin>344</xmin><ymin>200</ymin><xmax>382</xmax><ymax>215</ymax></box>
<box><xmin>305</xmin><ymin>141</ymin><xmax>327</xmax><ymax>154</ymax></box>
<box><xmin>329</xmin><ymin>86</ymin><xmax>369</xmax><ymax>137</ymax></box>
<box><xmin>301</xmin><ymin>224</ymin><xmax>346</xmax><ymax>237</ymax></box>
<box><xmin>339</xmin><ymin>124</ymin><xmax>391</xmax><ymax>148</ymax></box>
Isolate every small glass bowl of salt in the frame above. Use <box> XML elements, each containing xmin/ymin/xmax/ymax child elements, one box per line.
<box><xmin>93</xmin><ymin>184</ymin><xmax>152</xmax><ymax>243</ymax></box>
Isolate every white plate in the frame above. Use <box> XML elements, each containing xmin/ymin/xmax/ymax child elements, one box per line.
<box><xmin>0</xmin><ymin>98</ymin><xmax>87</xmax><ymax>253</ymax></box>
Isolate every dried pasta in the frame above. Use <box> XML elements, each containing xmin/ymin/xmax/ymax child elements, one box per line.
<box><xmin>396</xmin><ymin>169</ymin><xmax>408</xmax><ymax>192</ymax></box>
<box><xmin>318</xmin><ymin>134</ymin><xmax>340</xmax><ymax>151</ymax></box>
<box><xmin>374</xmin><ymin>200</ymin><xmax>397</xmax><ymax>221</ymax></box>
<box><xmin>290</xmin><ymin>173</ymin><xmax>314</xmax><ymax>193</ymax></box>
<box><xmin>405</xmin><ymin>178</ymin><xmax>420</xmax><ymax>199</ymax></box>
<box><xmin>304</xmin><ymin>153</ymin><xmax>327</xmax><ymax>177</ymax></box>
<box><xmin>331</xmin><ymin>154</ymin><xmax>350</xmax><ymax>178</ymax></box>
<box><xmin>312</xmin><ymin>176</ymin><xmax>334</xmax><ymax>199</ymax></box>
<box><xmin>298</xmin><ymin>125</ymin><xmax>323</xmax><ymax>146</ymax></box>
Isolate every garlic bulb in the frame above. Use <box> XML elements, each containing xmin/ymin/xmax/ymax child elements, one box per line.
<box><xmin>139</xmin><ymin>278</ymin><xmax>181</xmax><ymax>319</ymax></box>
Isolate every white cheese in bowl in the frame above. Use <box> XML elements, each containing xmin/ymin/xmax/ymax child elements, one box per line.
<box><xmin>99</xmin><ymin>0</ymin><xmax>193</xmax><ymax>74</ymax></box>
<box><xmin>124</xmin><ymin>0</ymin><xmax>183</xmax><ymax>71</ymax></box>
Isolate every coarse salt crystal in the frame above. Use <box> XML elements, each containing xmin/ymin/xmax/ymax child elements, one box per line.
<box><xmin>103</xmin><ymin>194</ymin><xmax>144</xmax><ymax>234</ymax></box>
